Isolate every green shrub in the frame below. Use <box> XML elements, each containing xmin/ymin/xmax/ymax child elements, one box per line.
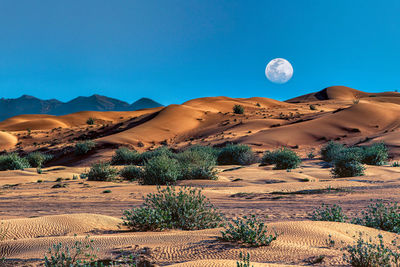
<box><xmin>331</xmin><ymin>149</ymin><xmax>365</xmax><ymax>177</ymax></box>
<box><xmin>86</xmin><ymin>117</ymin><xmax>95</xmax><ymax>125</ymax></box>
<box><xmin>237</xmin><ymin>252</ymin><xmax>253</xmax><ymax>267</ymax></box>
<box><xmin>102</xmin><ymin>190</ymin><xmax>112</xmax><ymax>194</ymax></box>
<box><xmin>233</xmin><ymin>104</ymin><xmax>244</xmax><ymax>114</ymax></box>
<box><xmin>176</xmin><ymin>149</ymin><xmax>218</xmax><ymax>180</ymax></box>
<box><xmin>26</xmin><ymin>152</ymin><xmax>53</xmax><ymax>168</ymax></box>
<box><xmin>217</xmin><ymin>144</ymin><xmax>257</xmax><ymax>165</ymax></box>
<box><xmin>220</xmin><ymin>215</ymin><xmax>278</xmax><ymax>247</ymax></box>
<box><xmin>309</xmin><ymin>104</ymin><xmax>317</xmax><ymax>110</ymax></box>
<box><xmin>352</xmin><ymin>200</ymin><xmax>400</xmax><ymax>233</ymax></box>
<box><xmin>0</xmin><ymin>153</ymin><xmax>30</xmax><ymax>171</ymax></box>
<box><xmin>261</xmin><ymin>148</ymin><xmax>301</xmax><ymax>170</ymax></box>
<box><xmin>122</xmin><ymin>186</ymin><xmax>222</xmax><ymax>231</ymax></box>
<box><xmin>184</xmin><ymin>145</ymin><xmax>220</xmax><ymax>160</ymax></box>
<box><xmin>360</xmin><ymin>142</ymin><xmax>388</xmax><ymax>166</ymax></box>
<box><xmin>310</xmin><ymin>203</ymin><xmax>347</xmax><ymax>222</ymax></box>
<box><xmin>86</xmin><ymin>162</ymin><xmax>119</xmax><ymax>181</ymax></box>
<box><xmin>392</xmin><ymin>161</ymin><xmax>400</xmax><ymax>167</ymax></box>
<box><xmin>138</xmin><ymin>146</ymin><xmax>174</xmax><ymax>165</ymax></box>
<box><xmin>111</xmin><ymin>147</ymin><xmax>140</xmax><ymax>165</ymax></box>
<box><xmin>75</xmin><ymin>140</ymin><xmax>96</xmax><ymax>155</ymax></box>
<box><xmin>44</xmin><ymin>236</ymin><xmax>100</xmax><ymax>267</ymax></box>
<box><xmin>321</xmin><ymin>141</ymin><xmax>345</xmax><ymax>162</ymax></box>
<box><xmin>140</xmin><ymin>154</ymin><xmax>180</xmax><ymax>185</ymax></box>
<box><xmin>120</xmin><ymin>165</ymin><xmax>143</xmax><ymax>181</ymax></box>
<box><xmin>343</xmin><ymin>233</ymin><xmax>400</xmax><ymax>267</ymax></box>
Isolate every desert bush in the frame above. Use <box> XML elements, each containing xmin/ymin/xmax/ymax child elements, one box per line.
<box><xmin>86</xmin><ymin>117</ymin><xmax>95</xmax><ymax>125</ymax></box>
<box><xmin>261</xmin><ymin>148</ymin><xmax>301</xmax><ymax>170</ymax></box>
<box><xmin>44</xmin><ymin>235</ymin><xmax>100</xmax><ymax>267</ymax></box>
<box><xmin>360</xmin><ymin>142</ymin><xmax>388</xmax><ymax>166</ymax></box>
<box><xmin>309</xmin><ymin>104</ymin><xmax>317</xmax><ymax>110</ymax></box>
<box><xmin>233</xmin><ymin>104</ymin><xmax>244</xmax><ymax>114</ymax></box>
<box><xmin>86</xmin><ymin>162</ymin><xmax>119</xmax><ymax>181</ymax></box>
<box><xmin>140</xmin><ymin>154</ymin><xmax>180</xmax><ymax>185</ymax></box>
<box><xmin>0</xmin><ymin>153</ymin><xmax>30</xmax><ymax>171</ymax></box>
<box><xmin>138</xmin><ymin>146</ymin><xmax>174</xmax><ymax>165</ymax></box>
<box><xmin>111</xmin><ymin>147</ymin><xmax>140</xmax><ymax>165</ymax></box>
<box><xmin>320</xmin><ymin>141</ymin><xmax>345</xmax><ymax>162</ymax></box>
<box><xmin>331</xmin><ymin>149</ymin><xmax>365</xmax><ymax>177</ymax></box>
<box><xmin>220</xmin><ymin>215</ymin><xmax>278</xmax><ymax>247</ymax></box>
<box><xmin>120</xmin><ymin>165</ymin><xmax>143</xmax><ymax>181</ymax></box>
<box><xmin>217</xmin><ymin>144</ymin><xmax>257</xmax><ymax>165</ymax></box>
<box><xmin>184</xmin><ymin>145</ymin><xmax>220</xmax><ymax>160</ymax></box>
<box><xmin>342</xmin><ymin>233</ymin><xmax>400</xmax><ymax>267</ymax></box>
<box><xmin>26</xmin><ymin>152</ymin><xmax>53</xmax><ymax>168</ymax></box>
<box><xmin>237</xmin><ymin>252</ymin><xmax>253</xmax><ymax>267</ymax></box>
<box><xmin>75</xmin><ymin>140</ymin><xmax>96</xmax><ymax>155</ymax></box>
<box><xmin>122</xmin><ymin>186</ymin><xmax>222</xmax><ymax>231</ymax></box>
<box><xmin>175</xmin><ymin>149</ymin><xmax>218</xmax><ymax>180</ymax></box>
<box><xmin>310</xmin><ymin>203</ymin><xmax>347</xmax><ymax>222</ymax></box>
<box><xmin>392</xmin><ymin>161</ymin><xmax>400</xmax><ymax>167</ymax></box>
<box><xmin>352</xmin><ymin>200</ymin><xmax>400</xmax><ymax>233</ymax></box>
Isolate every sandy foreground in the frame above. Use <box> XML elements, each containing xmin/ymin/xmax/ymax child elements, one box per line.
<box><xmin>0</xmin><ymin>162</ymin><xmax>399</xmax><ymax>266</ymax></box>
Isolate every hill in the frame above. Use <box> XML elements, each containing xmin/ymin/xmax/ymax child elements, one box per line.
<box><xmin>0</xmin><ymin>94</ymin><xmax>162</xmax><ymax>121</ymax></box>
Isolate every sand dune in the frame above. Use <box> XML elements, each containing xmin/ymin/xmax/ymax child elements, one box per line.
<box><xmin>0</xmin><ymin>131</ymin><xmax>18</xmax><ymax>149</ymax></box>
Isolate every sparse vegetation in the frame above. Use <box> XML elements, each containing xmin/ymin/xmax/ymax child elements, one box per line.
<box><xmin>360</xmin><ymin>142</ymin><xmax>388</xmax><ymax>166</ymax></box>
<box><xmin>86</xmin><ymin>162</ymin><xmax>119</xmax><ymax>182</ymax></box>
<box><xmin>139</xmin><ymin>154</ymin><xmax>181</xmax><ymax>185</ymax></box>
<box><xmin>233</xmin><ymin>104</ymin><xmax>244</xmax><ymax>114</ymax></box>
<box><xmin>320</xmin><ymin>141</ymin><xmax>344</xmax><ymax>162</ymax></box>
<box><xmin>220</xmin><ymin>215</ymin><xmax>278</xmax><ymax>247</ymax></box>
<box><xmin>309</xmin><ymin>104</ymin><xmax>317</xmax><ymax>110</ymax></box>
<box><xmin>217</xmin><ymin>144</ymin><xmax>258</xmax><ymax>165</ymax></box>
<box><xmin>122</xmin><ymin>186</ymin><xmax>222</xmax><ymax>231</ymax></box>
<box><xmin>44</xmin><ymin>235</ymin><xmax>100</xmax><ymax>267</ymax></box>
<box><xmin>175</xmin><ymin>149</ymin><xmax>218</xmax><ymax>180</ymax></box>
<box><xmin>310</xmin><ymin>203</ymin><xmax>347</xmax><ymax>222</ymax></box>
<box><xmin>261</xmin><ymin>148</ymin><xmax>301</xmax><ymax>170</ymax></box>
<box><xmin>138</xmin><ymin>146</ymin><xmax>173</xmax><ymax>165</ymax></box>
<box><xmin>343</xmin><ymin>233</ymin><xmax>400</xmax><ymax>267</ymax></box>
<box><xmin>352</xmin><ymin>200</ymin><xmax>400</xmax><ymax>233</ymax></box>
<box><xmin>26</xmin><ymin>152</ymin><xmax>53</xmax><ymax>168</ymax></box>
<box><xmin>236</xmin><ymin>252</ymin><xmax>253</xmax><ymax>267</ymax></box>
<box><xmin>120</xmin><ymin>165</ymin><xmax>143</xmax><ymax>181</ymax></box>
<box><xmin>111</xmin><ymin>147</ymin><xmax>140</xmax><ymax>165</ymax></box>
<box><xmin>86</xmin><ymin>117</ymin><xmax>95</xmax><ymax>125</ymax></box>
<box><xmin>0</xmin><ymin>153</ymin><xmax>30</xmax><ymax>171</ymax></box>
<box><xmin>392</xmin><ymin>161</ymin><xmax>400</xmax><ymax>167</ymax></box>
<box><xmin>102</xmin><ymin>190</ymin><xmax>112</xmax><ymax>194</ymax></box>
<box><xmin>75</xmin><ymin>140</ymin><xmax>96</xmax><ymax>155</ymax></box>
<box><xmin>331</xmin><ymin>148</ymin><xmax>365</xmax><ymax>177</ymax></box>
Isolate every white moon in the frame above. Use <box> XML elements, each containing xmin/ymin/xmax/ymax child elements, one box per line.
<box><xmin>265</xmin><ymin>58</ymin><xmax>293</xmax><ymax>84</ymax></box>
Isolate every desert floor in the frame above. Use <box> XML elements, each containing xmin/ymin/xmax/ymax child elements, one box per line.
<box><xmin>0</xmin><ymin>161</ymin><xmax>400</xmax><ymax>266</ymax></box>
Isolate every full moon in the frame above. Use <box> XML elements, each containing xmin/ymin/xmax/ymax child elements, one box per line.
<box><xmin>265</xmin><ymin>58</ymin><xmax>293</xmax><ymax>84</ymax></box>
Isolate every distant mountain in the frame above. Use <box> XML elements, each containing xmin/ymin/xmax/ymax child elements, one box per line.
<box><xmin>0</xmin><ymin>94</ymin><xmax>162</xmax><ymax>121</ymax></box>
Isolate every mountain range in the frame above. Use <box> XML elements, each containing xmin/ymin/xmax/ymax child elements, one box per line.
<box><xmin>0</xmin><ymin>94</ymin><xmax>162</xmax><ymax>121</ymax></box>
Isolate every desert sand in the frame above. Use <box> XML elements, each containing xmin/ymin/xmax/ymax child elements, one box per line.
<box><xmin>0</xmin><ymin>86</ymin><xmax>399</xmax><ymax>266</ymax></box>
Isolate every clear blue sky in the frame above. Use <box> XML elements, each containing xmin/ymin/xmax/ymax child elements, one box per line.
<box><xmin>0</xmin><ymin>0</ymin><xmax>399</xmax><ymax>104</ymax></box>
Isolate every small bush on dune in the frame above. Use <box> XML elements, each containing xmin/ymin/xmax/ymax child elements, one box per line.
<box><xmin>352</xmin><ymin>200</ymin><xmax>400</xmax><ymax>233</ymax></box>
<box><xmin>176</xmin><ymin>149</ymin><xmax>218</xmax><ymax>180</ymax></box>
<box><xmin>360</xmin><ymin>142</ymin><xmax>388</xmax><ymax>166</ymax></box>
<box><xmin>140</xmin><ymin>154</ymin><xmax>180</xmax><ymax>185</ymax></box>
<box><xmin>122</xmin><ymin>186</ymin><xmax>222</xmax><ymax>231</ymax></box>
<box><xmin>111</xmin><ymin>147</ymin><xmax>140</xmax><ymax>165</ymax></box>
<box><xmin>233</xmin><ymin>104</ymin><xmax>244</xmax><ymax>114</ymax></box>
<box><xmin>0</xmin><ymin>153</ymin><xmax>30</xmax><ymax>171</ymax></box>
<box><xmin>343</xmin><ymin>233</ymin><xmax>400</xmax><ymax>267</ymax></box>
<box><xmin>86</xmin><ymin>117</ymin><xmax>95</xmax><ymax>125</ymax></box>
<box><xmin>220</xmin><ymin>214</ymin><xmax>278</xmax><ymax>247</ymax></box>
<box><xmin>217</xmin><ymin>144</ymin><xmax>257</xmax><ymax>165</ymax></box>
<box><xmin>86</xmin><ymin>162</ymin><xmax>119</xmax><ymax>181</ymax></box>
<box><xmin>26</xmin><ymin>152</ymin><xmax>53</xmax><ymax>168</ymax></box>
<box><xmin>320</xmin><ymin>141</ymin><xmax>345</xmax><ymax>162</ymax></box>
<box><xmin>184</xmin><ymin>145</ymin><xmax>220</xmax><ymax>160</ymax></box>
<box><xmin>331</xmin><ymin>149</ymin><xmax>365</xmax><ymax>177</ymax></box>
<box><xmin>310</xmin><ymin>203</ymin><xmax>347</xmax><ymax>222</ymax></box>
<box><xmin>261</xmin><ymin>148</ymin><xmax>301</xmax><ymax>170</ymax></box>
<box><xmin>75</xmin><ymin>140</ymin><xmax>96</xmax><ymax>155</ymax></box>
<box><xmin>44</xmin><ymin>236</ymin><xmax>100</xmax><ymax>267</ymax></box>
<box><xmin>120</xmin><ymin>165</ymin><xmax>143</xmax><ymax>181</ymax></box>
